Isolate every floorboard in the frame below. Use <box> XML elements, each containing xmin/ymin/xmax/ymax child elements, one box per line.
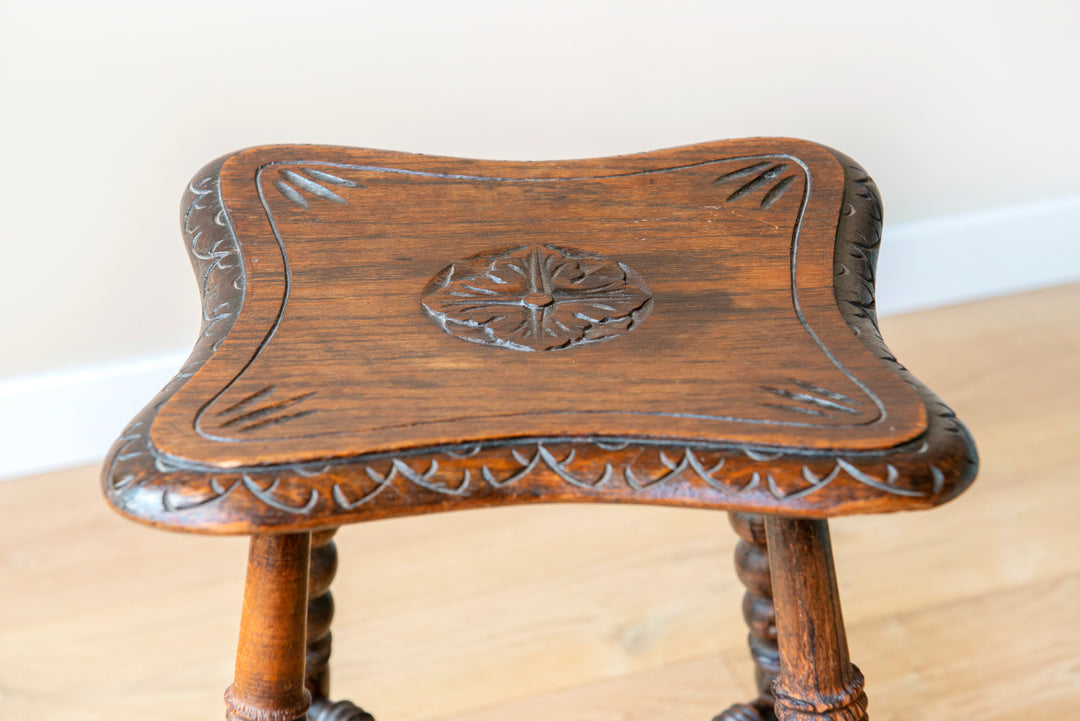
<box><xmin>1</xmin><ymin>283</ymin><xmax>1077</xmax><ymax>721</ymax></box>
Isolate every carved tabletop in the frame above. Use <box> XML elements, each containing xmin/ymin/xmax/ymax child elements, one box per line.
<box><xmin>103</xmin><ymin>139</ymin><xmax>977</xmax><ymax>533</ymax></box>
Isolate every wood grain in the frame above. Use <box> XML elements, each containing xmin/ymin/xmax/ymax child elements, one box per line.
<box><xmin>766</xmin><ymin>517</ymin><xmax>867</xmax><ymax>720</ymax></box>
<box><xmin>167</xmin><ymin>141</ymin><xmax>913</xmax><ymax>456</ymax></box>
<box><xmin>101</xmin><ymin>140</ymin><xmax>976</xmax><ymax>532</ymax></box>
<box><xmin>227</xmin><ymin>533</ymin><xmax>311</xmax><ymax>721</ymax></box>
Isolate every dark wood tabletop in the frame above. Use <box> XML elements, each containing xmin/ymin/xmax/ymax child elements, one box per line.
<box><xmin>103</xmin><ymin>139</ymin><xmax>977</xmax><ymax>533</ymax></box>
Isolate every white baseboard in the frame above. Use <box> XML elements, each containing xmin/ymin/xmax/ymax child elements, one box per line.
<box><xmin>877</xmin><ymin>194</ymin><xmax>1080</xmax><ymax>315</ymax></box>
<box><xmin>2</xmin><ymin>195</ymin><xmax>1078</xmax><ymax>481</ymax></box>
<box><xmin>0</xmin><ymin>353</ymin><xmax>189</xmax><ymax>481</ymax></box>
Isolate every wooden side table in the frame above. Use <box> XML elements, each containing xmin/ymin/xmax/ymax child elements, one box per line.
<box><xmin>103</xmin><ymin>139</ymin><xmax>978</xmax><ymax>721</ymax></box>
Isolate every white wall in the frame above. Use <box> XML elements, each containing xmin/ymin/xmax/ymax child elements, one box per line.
<box><xmin>1</xmin><ymin>0</ymin><xmax>1078</xmax><ymax>477</ymax></box>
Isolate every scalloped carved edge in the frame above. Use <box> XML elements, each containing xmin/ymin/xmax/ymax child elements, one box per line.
<box><xmin>827</xmin><ymin>146</ymin><xmax>978</xmax><ymax>501</ymax></box>
<box><xmin>101</xmin><ymin>145</ymin><xmax>978</xmax><ymax>533</ymax></box>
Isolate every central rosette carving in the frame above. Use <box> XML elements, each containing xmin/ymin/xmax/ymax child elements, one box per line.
<box><xmin>421</xmin><ymin>244</ymin><xmax>654</xmax><ymax>351</ymax></box>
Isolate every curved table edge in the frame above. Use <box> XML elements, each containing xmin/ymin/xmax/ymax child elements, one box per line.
<box><xmin>100</xmin><ymin>142</ymin><xmax>979</xmax><ymax>535</ymax></box>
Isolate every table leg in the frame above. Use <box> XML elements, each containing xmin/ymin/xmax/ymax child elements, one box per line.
<box><xmin>306</xmin><ymin>528</ymin><xmax>376</xmax><ymax>721</ymax></box>
<box><xmin>764</xmin><ymin>517</ymin><xmax>868</xmax><ymax>721</ymax></box>
<box><xmin>225</xmin><ymin>533</ymin><xmax>312</xmax><ymax>721</ymax></box>
<box><xmin>714</xmin><ymin>513</ymin><xmax>779</xmax><ymax>721</ymax></box>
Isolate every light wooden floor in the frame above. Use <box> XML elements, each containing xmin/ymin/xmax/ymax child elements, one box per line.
<box><xmin>2</xmin><ymin>284</ymin><xmax>1079</xmax><ymax>721</ymax></box>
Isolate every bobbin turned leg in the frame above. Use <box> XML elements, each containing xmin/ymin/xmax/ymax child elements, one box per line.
<box><xmin>226</xmin><ymin>533</ymin><xmax>312</xmax><ymax>721</ymax></box>
<box><xmin>714</xmin><ymin>513</ymin><xmax>779</xmax><ymax>721</ymax></box>
<box><xmin>307</xmin><ymin>529</ymin><xmax>375</xmax><ymax>721</ymax></box>
<box><xmin>764</xmin><ymin>518</ymin><xmax>868</xmax><ymax>721</ymax></box>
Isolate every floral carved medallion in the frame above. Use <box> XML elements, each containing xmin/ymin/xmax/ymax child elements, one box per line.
<box><xmin>421</xmin><ymin>244</ymin><xmax>654</xmax><ymax>351</ymax></box>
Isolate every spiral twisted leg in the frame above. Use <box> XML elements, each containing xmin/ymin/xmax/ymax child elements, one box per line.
<box><xmin>712</xmin><ymin>513</ymin><xmax>778</xmax><ymax>721</ymax></box>
<box><xmin>306</xmin><ymin>529</ymin><xmax>375</xmax><ymax>721</ymax></box>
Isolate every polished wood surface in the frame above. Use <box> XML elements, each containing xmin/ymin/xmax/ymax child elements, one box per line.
<box><xmin>766</xmin><ymin>517</ymin><xmax>867</xmax><ymax>720</ymax></box>
<box><xmin>227</xmin><ymin>533</ymin><xmax>311</xmax><ymax>721</ymax></box>
<box><xmin>101</xmin><ymin>140</ymin><xmax>976</xmax><ymax>532</ymax></box>
<box><xmin>162</xmin><ymin>140</ymin><xmax>919</xmax><ymax>456</ymax></box>
<box><xmin>4</xmin><ymin>285</ymin><xmax>1071</xmax><ymax>721</ymax></box>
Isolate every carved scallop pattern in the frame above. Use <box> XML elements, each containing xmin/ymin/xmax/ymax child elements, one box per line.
<box><xmin>101</xmin><ymin>148</ymin><xmax>978</xmax><ymax>532</ymax></box>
